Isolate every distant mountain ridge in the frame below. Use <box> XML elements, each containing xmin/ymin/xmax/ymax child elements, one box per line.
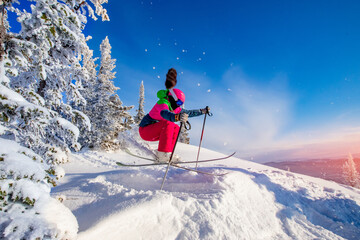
<box><xmin>265</xmin><ymin>157</ymin><xmax>360</xmax><ymax>186</ymax></box>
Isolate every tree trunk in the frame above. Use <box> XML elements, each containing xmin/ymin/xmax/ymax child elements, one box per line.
<box><xmin>37</xmin><ymin>80</ymin><xmax>46</xmax><ymax>97</ymax></box>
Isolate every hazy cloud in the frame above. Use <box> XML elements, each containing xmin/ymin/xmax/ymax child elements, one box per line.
<box><xmin>183</xmin><ymin>67</ymin><xmax>360</xmax><ymax>163</ymax></box>
<box><xmin>185</xmin><ymin>67</ymin><xmax>293</xmax><ymax>155</ymax></box>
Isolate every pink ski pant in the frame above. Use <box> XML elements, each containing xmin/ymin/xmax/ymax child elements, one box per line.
<box><xmin>139</xmin><ymin>120</ymin><xmax>180</xmax><ymax>152</ymax></box>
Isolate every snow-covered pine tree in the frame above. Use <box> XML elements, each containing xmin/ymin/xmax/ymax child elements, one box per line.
<box><xmin>81</xmin><ymin>39</ymin><xmax>99</xmax><ymax>105</ymax></box>
<box><xmin>3</xmin><ymin>0</ymin><xmax>108</xmax><ymax>165</ymax></box>
<box><xmin>1</xmin><ymin>7</ymin><xmax>59</xmax><ymax>238</ymax></box>
<box><xmin>76</xmin><ymin>41</ymin><xmax>98</xmax><ymax>147</ymax></box>
<box><xmin>342</xmin><ymin>153</ymin><xmax>360</xmax><ymax>188</ymax></box>
<box><xmin>0</xmin><ymin>0</ymin><xmax>7</xmax><ymax>63</ymax></box>
<box><xmin>98</xmin><ymin>36</ymin><xmax>117</xmax><ymax>95</ymax></box>
<box><xmin>84</xmin><ymin>36</ymin><xmax>134</xmax><ymax>150</ymax></box>
<box><xmin>1</xmin><ymin>0</ymin><xmax>109</xmax><ymax>238</ymax></box>
<box><xmin>134</xmin><ymin>80</ymin><xmax>145</xmax><ymax>124</ymax></box>
<box><xmin>0</xmin><ymin>23</ymin><xmax>76</xmax><ymax>236</ymax></box>
<box><xmin>11</xmin><ymin>0</ymin><xmax>101</xmax><ymax>143</ymax></box>
<box><xmin>0</xmin><ymin>81</ymin><xmax>79</xmax><ymax>239</ymax></box>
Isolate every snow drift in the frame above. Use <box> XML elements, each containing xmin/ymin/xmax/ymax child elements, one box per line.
<box><xmin>53</xmin><ymin>143</ymin><xmax>360</xmax><ymax>240</ymax></box>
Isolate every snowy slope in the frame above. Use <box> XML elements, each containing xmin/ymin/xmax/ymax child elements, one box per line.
<box><xmin>53</xmin><ymin>143</ymin><xmax>360</xmax><ymax>240</ymax></box>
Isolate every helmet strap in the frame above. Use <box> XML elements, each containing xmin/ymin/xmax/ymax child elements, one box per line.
<box><xmin>169</xmin><ymin>88</ymin><xmax>179</xmax><ymax>101</ymax></box>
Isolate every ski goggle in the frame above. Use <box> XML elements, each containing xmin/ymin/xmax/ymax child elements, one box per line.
<box><xmin>169</xmin><ymin>88</ymin><xmax>184</xmax><ymax>106</ymax></box>
<box><xmin>176</xmin><ymin>99</ymin><xmax>184</xmax><ymax>106</ymax></box>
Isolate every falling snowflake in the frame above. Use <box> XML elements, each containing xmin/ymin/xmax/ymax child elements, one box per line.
<box><xmin>207</xmin><ymin>89</ymin><xmax>211</xmax><ymax>93</ymax></box>
<box><xmin>197</xmin><ymin>83</ymin><xmax>201</xmax><ymax>87</ymax></box>
<box><xmin>153</xmin><ymin>67</ymin><xmax>156</xmax><ymax>70</ymax></box>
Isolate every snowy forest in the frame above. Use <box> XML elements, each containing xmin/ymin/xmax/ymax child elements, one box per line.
<box><xmin>0</xmin><ymin>0</ymin><xmax>142</xmax><ymax>238</ymax></box>
<box><xmin>1</xmin><ymin>1</ymin><xmax>360</xmax><ymax>239</ymax></box>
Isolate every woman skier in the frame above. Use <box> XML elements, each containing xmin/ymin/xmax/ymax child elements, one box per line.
<box><xmin>139</xmin><ymin>68</ymin><xmax>210</xmax><ymax>163</ymax></box>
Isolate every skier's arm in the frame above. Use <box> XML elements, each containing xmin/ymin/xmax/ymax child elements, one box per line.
<box><xmin>180</xmin><ymin>109</ymin><xmax>204</xmax><ymax>118</ymax></box>
<box><xmin>139</xmin><ymin>114</ymin><xmax>158</xmax><ymax>127</ymax></box>
<box><xmin>160</xmin><ymin>109</ymin><xmax>204</xmax><ymax>122</ymax></box>
<box><xmin>160</xmin><ymin>110</ymin><xmax>177</xmax><ymax>122</ymax></box>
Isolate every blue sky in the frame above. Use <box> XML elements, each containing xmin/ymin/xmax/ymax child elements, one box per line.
<box><xmin>10</xmin><ymin>0</ymin><xmax>360</xmax><ymax>162</ymax></box>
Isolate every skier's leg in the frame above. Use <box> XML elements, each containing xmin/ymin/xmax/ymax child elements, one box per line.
<box><xmin>171</xmin><ymin>123</ymin><xmax>180</xmax><ymax>149</ymax></box>
<box><xmin>168</xmin><ymin>123</ymin><xmax>181</xmax><ymax>162</ymax></box>
<box><xmin>139</xmin><ymin>122</ymin><xmax>163</xmax><ymax>141</ymax></box>
<box><xmin>158</xmin><ymin>120</ymin><xmax>178</xmax><ymax>152</ymax></box>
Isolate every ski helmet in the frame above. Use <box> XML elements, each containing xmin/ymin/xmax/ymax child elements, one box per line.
<box><xmin>168</xmin><ymin>88</ymin><xmax>185</xmax><ymax>106</ymax></box>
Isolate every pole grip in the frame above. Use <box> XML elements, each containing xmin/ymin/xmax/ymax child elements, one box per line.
<box><xmin>205</xmin><ymin>106</ymin><xmax>213</xmax><ymax>116</ymax></box>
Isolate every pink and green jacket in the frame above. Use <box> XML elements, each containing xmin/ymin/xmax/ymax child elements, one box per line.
<box><xmin>139</xmin><ymin>90</ymin><xmax>203</xmax><ymax>127</ymax></box>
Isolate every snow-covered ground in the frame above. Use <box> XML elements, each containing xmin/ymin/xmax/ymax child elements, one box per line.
<box><xmin>53</xmin><ymin>143</ymin><xmax>360</xmax><ymax>240</ymax></box>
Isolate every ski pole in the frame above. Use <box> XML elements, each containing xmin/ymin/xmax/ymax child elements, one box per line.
<box><xmin>160</xmin><ymin>121</ymin><xmax>183</xmax><ymax>190</ymax></box>
<box><xmin>195</xmin><ymin>106</ymin><xmax>212</xmax><ymax>170</ymax></box>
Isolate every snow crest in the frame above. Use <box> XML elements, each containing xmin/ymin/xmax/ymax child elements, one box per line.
<box><xmin>53</xmin><ymin>144</ymin><xmax>360</xmax><ymax>240</ymax></box>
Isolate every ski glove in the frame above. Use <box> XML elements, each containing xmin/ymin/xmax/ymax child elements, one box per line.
<box><xmin>201</xmin><ymin>106</ymin><xmax>211</xmax><ymax>114</ymax></box>
<box><xmin>175</xmin><ymin>112</ymin><xmax>189</xmax><ymax>122</ymax></box>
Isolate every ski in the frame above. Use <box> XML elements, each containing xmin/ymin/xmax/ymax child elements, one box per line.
<box><xmin>119</xmin><ymin>151</ymin><xmax>236</xmax><ymax>166</ymax></box>
<box><xmin>124</xmin><ymin>148</ymin><xmax>156</xmax><ymax>162</ymax></box>
<box><xmin>120</xmin><ymin>149</ymin><xmax>235</xmax><ymax>177</ymax></box>
<box><xmin>117</xmin><ymin>161</ymin><xmax>227</xmax><ymax>176</ymax></box>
